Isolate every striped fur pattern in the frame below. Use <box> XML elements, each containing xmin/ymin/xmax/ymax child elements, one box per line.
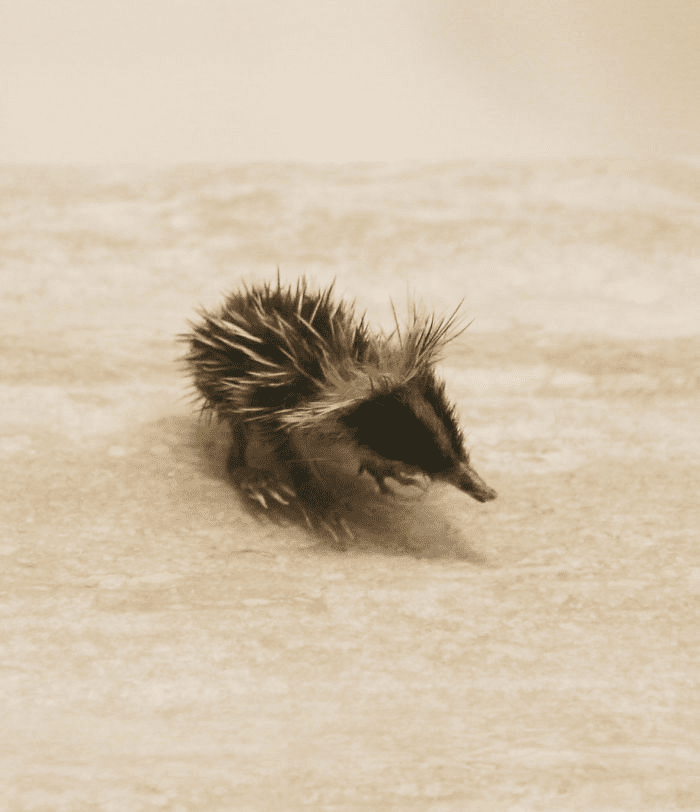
<box><xmin>182</xmin><ymin>277</ymin><xmax>496</xmax><ymax>533</ymax></box>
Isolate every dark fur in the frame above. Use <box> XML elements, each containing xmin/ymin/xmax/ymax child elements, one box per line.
<box><xmin>182</xmin><ymin>277</ymin><xmax>496</xmax><ymax>533</ymax></box>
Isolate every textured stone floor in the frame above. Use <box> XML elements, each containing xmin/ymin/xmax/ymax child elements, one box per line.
<box><xmin>1</xmin><ymin>161</ymin><xmax>699</xmax><ymax>810</ymax></box>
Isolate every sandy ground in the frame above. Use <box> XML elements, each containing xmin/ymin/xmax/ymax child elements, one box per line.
<box><xmin>1</xmin><ymin>161</ymin><xmax>699</xmax><ymax>810</ymax></box>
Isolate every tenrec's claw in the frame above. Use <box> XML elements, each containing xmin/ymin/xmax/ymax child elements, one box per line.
<box><xmin>279</xmin><ymin>484</ymin><xmax>297</xmax><ymax>499</ymax></box>
<box><xmin>396</xmin><ymin>471</ymin><xmax>423</xmax><ymax>487</ymax></box>
<box><xmin>269</xmin><ymin>489</ymin><xmax>290</xmax><ymax>506</ymax></box>
<box><xmin>321</xmin><ymin>520</ymin><xmax>340</xmax><ymax>544</ymax></box>
<box><xmin>250</xmin><ymin>490</ymin><xmax>268</xmax><ymax>509</ymax></box>
<box><xmin>378</xmin><ymin>478</ymin><xmax>392</xmax><ymax>494</ymax></box>
<box><xmin>300</xmin><ymin>506</ymin><xmax>313</xmax><ymax>530</ymax></box>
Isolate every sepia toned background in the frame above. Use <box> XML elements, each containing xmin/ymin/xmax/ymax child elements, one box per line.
<box><xmin>1</xmin><ymin>3</ymin><xmax>699</xmax><ymax>811</ymax></box>
<box><xmin>1</xmin><ymin>0</ymin><xmax>700</xmax><ymax>162</ymax></box>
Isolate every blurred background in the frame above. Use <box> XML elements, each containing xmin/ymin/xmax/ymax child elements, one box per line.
<box><xmin>1</xmin><ymin>0</ymin><xmax>699</xmax><ymax>163</ymax></box>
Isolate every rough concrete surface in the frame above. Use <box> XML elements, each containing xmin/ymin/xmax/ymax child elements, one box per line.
<box><xmin>1</xmin><ymin>161</ymin><xmax>699</xmax><ymax>810</ymax></box>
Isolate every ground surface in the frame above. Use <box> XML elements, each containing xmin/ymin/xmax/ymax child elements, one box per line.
<box><xmin>1</xmin><ymin>161</ymin><xmax>699</xmax><ymax>810</ymax></box>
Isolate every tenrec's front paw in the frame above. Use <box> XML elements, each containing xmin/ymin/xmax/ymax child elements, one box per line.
<box><xmin>391</xmin><ymin>466</ymin><xmax>426</xmax><ymax>489</ymax></box>
<box><xmin>359</xmin><ymin>460</ymin><xmax>392</xmax><ymax>493</ymax></box>
<box><xmin>359</xmin><ymin>459</ymin><xmax>424</xmax><ymax>493</ymax></box>
<box><xmin>230</xmin><ymin>466</ymin><xmax>296</xmax><ymax>509</ymax></box>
